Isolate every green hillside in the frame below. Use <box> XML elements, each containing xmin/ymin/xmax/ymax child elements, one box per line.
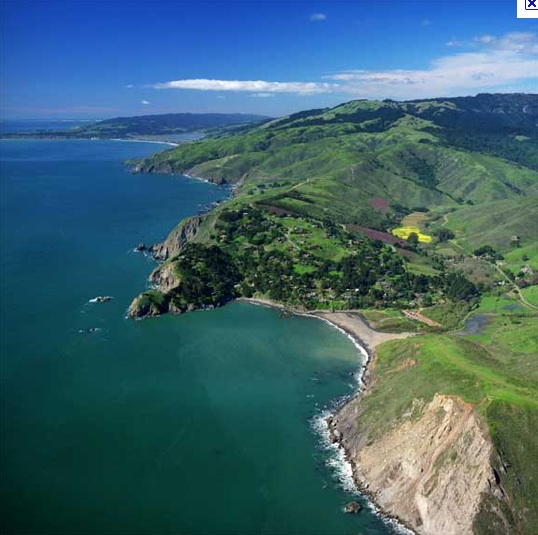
<box><xmin>135</xmin><ymin>94</ymin><xmax>537</xmax><ymax>237</ymax></box>
<box><xmin>131</xmin><ymin>94</ymin><xmax>538</xmax><ymax>306</ymax></box>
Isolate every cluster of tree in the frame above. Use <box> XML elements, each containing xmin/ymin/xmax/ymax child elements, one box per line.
<box><xmin>162</xmin><ymin>206</ymin><xmax>480</xmax><ymax>312</ymax></box>
<box><xmin>443</xmin><ymin>272</ymin><xmax>479</xmax><ymax>301</ymax></box>
<box><xmin>441</xmin><ymin>132</ymin><xmax>538</xmax><ymax>170</ymax></box>
<box><xmin>166</xmin><ymin>206</ymin><xmax>478</xmax><ymax>311</ymax></box>
<box><xmin>435</xmin><ymin>228</ymin><xmax>455</xmax><ymax>242</ymax></box>
<box><xmin>403</xmin><ymin>153</ymin><xmax>438</xmax><ymax>189</ymax></box>
<box><xmin>166</xmin><ymin>244</ymin><xmax>241</xmax><ymax>311</ymax></box>
<box><xmin>473</xmin><ymin>245</ymin><xmax>504</xmax><ymax>261</ymax></box>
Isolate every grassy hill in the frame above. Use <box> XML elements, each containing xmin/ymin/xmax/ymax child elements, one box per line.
<box><xmin>135</xmin><ymin>94</ymin><xmax>537</xmax><ymax>237</ymax></box>
<box><xmin>359</xmin><ymin>313</ymin><xmax>537</xmax><ymax>534</ymax></box>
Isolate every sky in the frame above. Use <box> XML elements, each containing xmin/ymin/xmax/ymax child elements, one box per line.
<box><xmin>1</xmin><ymin>0</ymin><xmax>537</xmax><ymax>119</ymax></box>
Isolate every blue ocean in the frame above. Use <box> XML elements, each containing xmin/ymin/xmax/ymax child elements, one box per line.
<box><xmin>0</xmin><ymin>139</ymin><xmax>395</xmax><ymax>534</ymax></box>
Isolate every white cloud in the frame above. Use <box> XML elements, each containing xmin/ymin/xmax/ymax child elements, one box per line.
<box><xmin>446</xmin><ymin>40</ymin><xmax>464</xmax><ymax>47</ymax></box>
<box><xmin>125</xmin><ymin>84</ymin><xmax>134</xmax><ymax>89</ymax></box>
<box><xmin>450</xmin><ymin>32</ymin><xmax>538</xmax><ymax>53</ymax></box>
<box><xmin>310</xmin><ymin>13</ymin><xmax>327</xmax><ymax>22</ymax></box>
<box><xmin>421</xmin><ymin>19</ymin><xmax>432</xmax><ymax>27</ymax></box>
<box><xmin>476</xmin><ymin>34</ymin><xmax>495</xmax><ymax>44</ymax></box>
<box><xmin>141</xmin><ymin>100</ymin><xmax>150</xmax><ymax>105</ymax></box>
<box><xmin>149</xmin><ymin>32</ymin><xmax>537</xmax><ymax>102</ymax></box>
<box><xmin>325</xmin><ymin>31</ymin><xmax>538</xmax><ymax>99</ymax></box>
<box><xmin>478</xmin><ymin>32</ymin><xmax>538</xmax><ymax>54</ymax></box>
<box><xmin>151</xmin><ymin>79</ymin><xmax>336</xmax><ymax>94</ymax></box>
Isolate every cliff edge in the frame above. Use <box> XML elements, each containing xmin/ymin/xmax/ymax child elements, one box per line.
<box><xmin>335</xmin><ymin>393</ymin><xmax>495</xmax><ymax>535</ymax></box>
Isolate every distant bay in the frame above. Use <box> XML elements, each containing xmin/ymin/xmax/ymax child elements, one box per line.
<box><xmin>0</xmin><ymin>139</ymin><xmax>396</xmax><ymax>534</ymax></box>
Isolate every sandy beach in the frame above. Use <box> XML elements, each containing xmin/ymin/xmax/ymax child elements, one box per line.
<box><xmin>237</xmin><ymin>298</ymin><xmax>413</xmax><ymax>354</ymax></box>
<box><xmin>312</xmin><ymin>311</ymin><xmax>413</xmax><ymax>351</ymax></box>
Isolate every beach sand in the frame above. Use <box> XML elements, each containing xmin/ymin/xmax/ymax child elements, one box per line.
<box><xmin>312</xmin><ymin>311</ymin><xmax>412</xmax><ymax>351</ymax></box>
<box><xmin>237</xmin><ymin>298</ymin><xmax>413</xmax><ymax>353</ymax></box>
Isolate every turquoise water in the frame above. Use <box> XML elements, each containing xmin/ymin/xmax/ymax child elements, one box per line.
<box><xmin>0</xmin><ymin>140</ymin><xmax>393</xmax><ymax>534</ymax></box>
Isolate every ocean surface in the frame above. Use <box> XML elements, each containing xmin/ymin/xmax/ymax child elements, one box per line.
<box><xmin>0</xmin><ymin>139</ymin><xmax>395</xmax><ymax>534</ymax></box>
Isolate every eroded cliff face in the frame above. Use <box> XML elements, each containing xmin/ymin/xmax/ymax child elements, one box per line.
<box><xmin>150</xmin><ymin>216</ymin><xmax>201</xmax><ymax>261</ymax></box>
<box><xmin>149</xmin><ymin>261</ymin><xmax>180</xmax><ymax>293</ymax></box>
<box><xmin>335</xmin><ymin>393</ymin><xmax>495</xmax><ymax>535</ymax></box>
<box><xmin>127</xmin><ymin>294</ymin><xmax>167</xmax><ymax>318</ymax></box>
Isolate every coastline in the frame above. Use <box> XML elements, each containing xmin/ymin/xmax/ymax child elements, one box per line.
<box><xmin>237</xmin><ymin>297</ymin><xmax>416</xmax><ymax>534</ymax></box>
<box><xmin>236</xmin><ymin>297</ymin><xmax>412</xmax><ymax>353</ymax></box>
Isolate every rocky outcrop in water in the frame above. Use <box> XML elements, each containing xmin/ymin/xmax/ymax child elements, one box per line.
<box><xmin>344</xmin><ymin>501</ymin><xmax>362</xmax><ymax>514</ymax></box>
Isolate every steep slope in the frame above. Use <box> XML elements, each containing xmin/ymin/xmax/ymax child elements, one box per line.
<box><xmin>333</xmin><ymin>327</ymin><xmax>538</xmax><ymax>535</ymax></box>
<box><xmin>337</xmin><ymin>394</ymin><xmax>493</xmax><ymax>535</ymax></box>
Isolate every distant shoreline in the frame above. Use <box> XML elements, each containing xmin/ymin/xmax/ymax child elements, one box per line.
<box><xmin>0</xmin><ymin>136</ymin><xmax>179</xmax><ymax>147</ymax></box>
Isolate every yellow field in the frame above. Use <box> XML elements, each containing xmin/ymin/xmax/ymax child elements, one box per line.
<box><xmin>392</xmin><ymin>226</ymin><xmax>432</xmax><ymax>243</ymax></box>
<box><xmin>392</xmin><ymin>212</ymin><xmax>432</xmax><ymax>243</ymax></box>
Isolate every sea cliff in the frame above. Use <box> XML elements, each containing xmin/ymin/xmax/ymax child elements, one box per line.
<box><xmin>323</xmin><ymin>328</ymin><xmax>522</xmax><ymax>535</ymax></box>
<box><xmin>149</xmin><ymin>216</ymin><xmax>202</xmax><ymax>261</ymax></box>
<box><xmin>332</xmin><ymin>393</ymin><xmax>495</xmax><ymax>535</ymax></box>
<box><xmin>233</xmin><ymin>304</ymin><xmax>502</xmax><ymax>534</ymax></box>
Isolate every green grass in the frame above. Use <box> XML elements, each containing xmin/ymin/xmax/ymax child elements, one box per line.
<box><xmin>360</xmin><ymin>336</ymin><xmax>488</xmax><ymax>443</ymax></box>
<box><xmin>475</xmin><ymin>295</ymin><xmax>527</xmax><ymax>315</ymax></box>
<box><xmin>504</xmin><ymin>242</ymin><xmax>538</xmax><ymax>272</ymax></box>
<box><xmin>359</xmin><ymin>313</ymin><xmax>538</xmax><ymax>533</ymax></box>
<box><xmin>466</xmin><ymin>315</ymin><xmax>538</xmax><ymax>383</ymax></box>
<box><xmin>480</xmin><ymin>401</ymin><xmax>538</xmax><ymax>534</ymax></box>
<box><xmin>293</xmin><ymin>264</ymin><xmax>316</xmax><ymax>275</ymax></box>
<box><xmin>359</xmin><ymin>308</ymin><xmax>425</xmax><ymax>333</ymax></box>
<box><xmin>421</xmin><ymin>301</ymin><xmax>473</xmax><ymax>330</ymax></box>
<box><xmin>521</xmin><ymin>285</ymin><xmax>538</xmax><ymax>306</ymax></box>
<box><xmin>446</xmin><ymin>196</ymin><xmax>538</xmax><ymax>254</ymax></box>
<box><xmin>404</xmin><ymin>261</ymin><xmax>440</xmax><ymax>276</ymax></box>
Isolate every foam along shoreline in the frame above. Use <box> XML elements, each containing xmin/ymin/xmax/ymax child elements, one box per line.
<box><xmin>237</xmin><ymin>298</ymin><xmax>416</xmax><ymax>534</ymax></box>
<box><xmin>313</xmin><ymin>408</ymin><xmax>416</xmax><ymax>535</ymax></box>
